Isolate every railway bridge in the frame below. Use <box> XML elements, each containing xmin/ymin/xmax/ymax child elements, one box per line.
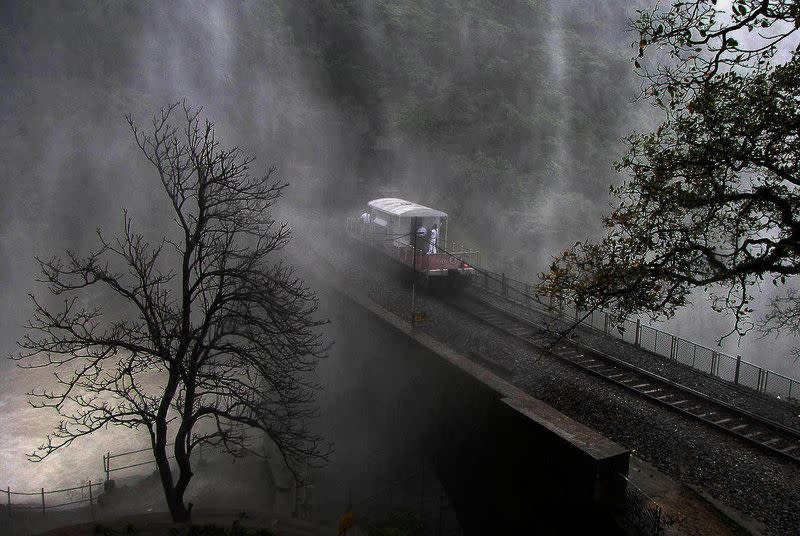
<box><xmin>296</xmin><ymin>220</ymin><xmax>800</xmax><ymax>536</ymax></box>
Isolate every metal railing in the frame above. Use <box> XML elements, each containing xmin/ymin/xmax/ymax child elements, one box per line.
<box><xmin>473</xmin><ymin>268</ymin><xmax>800</xmax><ymax>404</ymax></box>
<box><xmin>346</xmin><ymin>216</ymin><xmax>481</xmax><ymax>273</ymax></box>
<box><xmin>102</xmin><ymin>445</ymin><xmax>165</xmax><ymax>481</ymax></box>
<box><xmin>102</xmin><ymin>433</ymin><xmax>259</xmax><ymax>482</ymax></box>
<box><xmin>3</xmin><ymin>433</ymin><xmax>259</xmax><ymax>524</ymax></box>
<box><xmin>3</xmin><ymin>479</ymin><xmax>103</xmax><ymax>518</ymax></box>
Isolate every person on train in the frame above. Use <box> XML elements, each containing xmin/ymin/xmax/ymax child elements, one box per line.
<box><xmin>415</xmin><ymin>223</ymin><xmax>427</xmax><ymax>250</ymax></box>
<box><xmin>427</xmin><ymin>223</ymin><xmax>438</xmax><ymax>254</ymax></box>
<box><xmin>360</xmin><ymin>211</ymin><xmax>371</xmax><ymax>238</ymax></box>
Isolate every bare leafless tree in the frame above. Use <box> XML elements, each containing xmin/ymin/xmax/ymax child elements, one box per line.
<box><xmin>13</xmin><ymin>102</ymin><xmax>329</xmax><ymax>522</ymax></box>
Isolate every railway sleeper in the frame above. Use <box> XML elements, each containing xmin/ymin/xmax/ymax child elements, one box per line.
<box><xmin>462</xmin><ymin>296</ymin><xmax>800</xmax><ymax>464</ymax></box>
<box><xmin>594</xmin><ymin>367</ymin><xmax>618</xmax><ymax>375</ymax></box>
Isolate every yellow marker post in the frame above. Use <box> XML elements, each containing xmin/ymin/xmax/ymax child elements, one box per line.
<box><xmin>338</xmin><ymin>510</ymin><xmax>355</xmax><ymax>535</ymax></box>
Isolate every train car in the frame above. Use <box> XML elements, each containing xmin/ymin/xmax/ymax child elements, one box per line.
<box><xmin>346</xmin><ymin>198</ymin><xmax>478</xmax><ymax>285</ymax></box>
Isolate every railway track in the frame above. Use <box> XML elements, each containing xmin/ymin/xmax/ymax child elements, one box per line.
<box><xmin>449</xmin><ymin>293</ymin><xmax>800</xmax><ymax>465</ymax></box>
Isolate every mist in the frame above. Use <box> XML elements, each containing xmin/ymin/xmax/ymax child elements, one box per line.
<box><xmin>0</xmin><ymin>0</ymin><xmax>656</xmax><ymax>365</ymax></box>
<box><xmin>2</xmin><ymin>0</ymin><xmax>797</xmax><ymax>530</ymax></box>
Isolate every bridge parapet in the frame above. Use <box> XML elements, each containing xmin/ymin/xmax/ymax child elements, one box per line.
<box><xmin>299</xmin><ymin>242</ymin><xmax>634</xmax><ymax>533</ymax></box>
<box><xmin>316</xmin><ymin>258</ymin><xmax>632</xmax><ymax>532</ymax></box>
<box><xmin>419</xmin><ymin>336</ymin><xmax>631</xmax><ymax>533</ymax></box>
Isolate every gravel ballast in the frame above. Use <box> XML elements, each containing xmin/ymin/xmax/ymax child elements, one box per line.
<box><xmin>294</xmin><ymin>222</ymin><xmax>800</xmax><ymax>535</ymax></box>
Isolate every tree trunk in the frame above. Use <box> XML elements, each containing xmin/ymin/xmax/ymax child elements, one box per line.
<box><xmin>154</xmin><ymin>444</ymin><xmax>191</xmax><ymax>522</ymax></box>
<box><xmin>166</xmin><ymin>492</ymin><xmax>190</xmax><ymax>522</ymax></box>
<box><xmin>173</xmin><ymin>426</ymin><xmax>194</xmax><ymax>519</ymax></box>
<box><xmin>153</xmin><ymin>372</ymin><xmax>190</xmax><ymax>523</ymax></box>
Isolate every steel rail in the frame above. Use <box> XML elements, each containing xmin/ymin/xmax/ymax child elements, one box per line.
<box><xmin>447</xmin><ymin>294</ymin><xmax>800</xmax><ymax>464</ymax></box>
<box><xmin>42</xmin><ymin>481</ymin><xmax>102</xmax><ymax>494</ymax></box>
<box><xmin>468</xmin><ymin>289</ymin><xmax>800</xmax><ymax>433</ymax></box>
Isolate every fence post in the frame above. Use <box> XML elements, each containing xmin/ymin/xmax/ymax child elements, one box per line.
<box><xmin>6</xmin><ymin>486</ymin><xmax>10</xmax><ymax>517</ymax></box>
<box><xmin>670</xmin><ymin>336</ymin><xmax>677</xmax><ymax>360</ymax></box>
<box><xmin>41</xmin><ymin>487</ymin><xmax>45</xmax><ymax>517</ymax></box>
<box><xmin>603</xmin><ymin>313</ymin><xmax>609</xmax><ymax>334</ymax></box>
<box><xmin>763</xmin><ymin>370</ymin><xmax>769</xmax><ymax>393</ymax></box>
<box><xmin>89</xmin><ymin>480</ymin><xmax>94</xmax><ymax>519</ymax></box>
<box><xmin>710</xmin><ymin>352</ymin><xmax>717</xmax><ymax>375</ymax></box>
<box><xmin>734</xmin><ymin>355</ymin><xmax>741</xmax><ymax>384</ymax></box>
<box><xmin>634</xmin><ymin>319</ymin><xmax>641</xmax><ymax>347</ymax></box>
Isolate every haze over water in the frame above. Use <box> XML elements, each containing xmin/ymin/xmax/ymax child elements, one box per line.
<box><xmin>2</xmin><ymin>0</ymin><xmax>799</xmax><ymax>497</ymax></box>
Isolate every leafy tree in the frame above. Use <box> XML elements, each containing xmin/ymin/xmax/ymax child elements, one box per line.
<box><xmin>632</xmin><ymin>0</ymin><xmax>799</xmax><ymax>107</ymax></box>
<box><xmin>14</xmin><ymin>103</ymin><xmax>329</xmax><ymax>521</ymax></box>
<box><xmin>539</xmin><ymin>0</ymin><xmax>800</xmax><ymax>342</ymax></box>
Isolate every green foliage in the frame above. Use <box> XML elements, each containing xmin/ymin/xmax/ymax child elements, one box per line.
<box><xmin>181</xmin><ymin>520</ymin><xmax>276</xmax><ymax>536</ymax></box>
<box><xmin>367</xmin><ymin>509</ymin><xmax>425</xmax><ymax>536</ymax></box>
<box><xmin>541</xmin><ymin>0</ymin><xmax>800</xmax><ymax>342</ymax></box>
<box><xmin>93</xmin><ymin>522</ymin><xmax>138</xmax><ymax>536</ymax></box>
<box><xmin>95</xmin><ymin>524</ymin><xmax>116</xmax><ymax>536</ymax></box>
<box><xmin>632</xmin><ymin>0</ymin><xmax>799</xmax><ymax>109</ymax></box>
<box><xmin>94</xmin><ymin>521</ymin><xmax>273</xmax><ymax>536</ymax></box>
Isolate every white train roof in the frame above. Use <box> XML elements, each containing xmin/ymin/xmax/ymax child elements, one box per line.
<box><xmin>368</xmin><ymin>198</ymin><xmax>447</xmax><ymax>218</ymax></box>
